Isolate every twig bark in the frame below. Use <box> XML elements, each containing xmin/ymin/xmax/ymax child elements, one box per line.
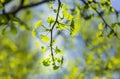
<box><xmin>50</xmin><ymin>0</ymin><xmax>61</xmax><ymax>64</ymax></box>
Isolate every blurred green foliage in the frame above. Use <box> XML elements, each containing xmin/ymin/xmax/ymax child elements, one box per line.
<box><xmin>0</xmin><ymin>0</ymin><xmax>120</xmax><ymax>79</ymax></box>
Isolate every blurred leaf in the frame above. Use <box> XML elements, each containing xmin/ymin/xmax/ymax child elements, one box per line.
<box><xmin>40</xmin><ymin>34</ymin><xmax>50</xmax><ymax>42</ymax></box>
<box><xmin>10</xmin><ymin>22</ymin><xmax>18</xmax><ymax>35</ymax></box>
<box><xmin>88</xmin><ymin>0</ymin><xmax>93</xmax><ymax>2</ymax></box>
<box><xmin>62</xmin><ymin>11</ymin><xmax>73</xmax><ymax>20</ymax></box>
<box><xmin>41</xmin><ymin>46</ymin><xmax>46</xmax><ymax>54</ymax></box>
<box><xmin>98</xmin><ymin>23</ymin><xmax>104</xmax><ymax>30</ymax></box>
<box><xmin>55</xmin><ymin>57</ymin><xmax>61</xmax><ymax>63</ymax></box>
<box><xmin>32</xmin><ymin>29</ymin><xmax>36</xmax><ymax>38</ymax></box>
<box><xmin>47</xmin><ymin>17</ymin><xmax>55</xmax><ymax>24</ymax></box>
<box><xmin>55</xmin><ymin>46</ymin><xmax>62</xmax><ymax>54</ymax></box>
<box><xmin>0</xmin><ymin>15</ymin><xmax>8</xmax><ymax>24</ymax></box>
<box><xmin>0</xmin><ymin>3</ymin><xmax>3</xmax><ymax>9</ymax></box>
<box><xmin>56</xmin><ymin>23</ymin><xmax>68</xmax><ymax>30</ymax></box>
<box><xmin>34</xmin><ymin>20</ymin><xmax>42</xmax><ymax>29</ymax></box>
<box><xmin>53</xmin><ymin>9</ymin><xmax>57</xmax><ymax>13</ymax></box>
<box><xmin>53</xmin><ymin>65</ymin><xmax>59</xmax><ymax>70</ymax></box>
<box><xmin>42</xmin><ymin>58</ymin><xmax>50</xmax><ymax>66</ymax></box>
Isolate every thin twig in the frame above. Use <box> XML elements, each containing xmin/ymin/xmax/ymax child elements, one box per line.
<box><xmin>50</xmin><ymin>0</ymin><xmax>61</xmax><ymax>64</ymax></box>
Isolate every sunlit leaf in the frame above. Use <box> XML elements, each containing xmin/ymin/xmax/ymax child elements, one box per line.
<box><xmin>98</xmin><ymin>23</ymin><xmax>104</xmax><ymax>30</ymax></box>
<box><xmin>70</xmin><ymin>19</ymin><xmax>81</xmax><ymax>36</ymax></box>
<box><xmin>53</xmin><ymin>65</ymin><xmax>59</xmax><ymax>70</ymax></box>
<box><xmin>55</xmin><ymin>46</ymin><xmax>62</xmax><ymax>54</ymax></box>
<box><xmin>42</xmin><ymin>58</ymin><xmax>50</xmax><ymax>66</ymax></box>
<box><xmin>55</xmin><ymin>57</ymin><xmax>61</xmax><ymax>63</ymax></box>
<box><xmin>47</xmin><ymin>17</ymin><xmax>55</xmax><ymax>24</ymax></box>
<box><xmin>34</xmin><ymin>20</ymin><xmax>42</xmax><ymax>29</ymax></box>
<box><xmin>56</xmin><ymin>23</ymin><xmax>67</xmax><ymax>30</ymax></box>
<box><xmin>88</xmin><ymin>0</ymin><xmax>93</xmax><ymax>2</ymax></box>
<box><xmin>41</xmin><ymin>46</ymin><xmax>46</xmax><ymax>54</ymax></box>
<box><xmin>32</xmin><ymin>29</ymin><xmax>36</xmax><ymax>38</ymax></box>
<box><xmin>61</xmin><ymin>4</ymin><xmax>69</xmax><ymax>10</ymax></box>
<box><xmin>40</xmin><ymin>34</ymin><xmax>50</xmax><ymax>42</ymax></box>
<box><xmin>96</xmin><ymin>31</ymin><xmax>103</xmax><ymax>37</ymax></box>
<box><xmin>62</xmin><ymin>11</ymin><xmax>73</xmax><ymax>20</ymax></box>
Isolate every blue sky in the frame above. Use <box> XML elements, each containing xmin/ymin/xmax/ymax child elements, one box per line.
<box><xmin>112</xmin><ymin>0</ymin><xmax>120</xmax><ymax>11</ymax></box>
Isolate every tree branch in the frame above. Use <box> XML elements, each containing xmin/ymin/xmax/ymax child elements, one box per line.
<box><xmin>1</xmin><ymin>0</ymin><xmax>52</xmax><ymax>15</ymax></box>
<box><xmin>11</xmin><ymin>0</ymin><xmax>51</xmax><ymax>14</ymax></box>
<box><xmin>3</xmin><ymin>0</ymin><xmax>12</xmax><ymax>5</ymax></box>
<box><xmin>80</xmin><ymin>0</ymin><xmax>120</xmax><ymax>39</ymax></box>
<box><xmin>0</xmin><ymin>0</ymin><xmax>52</xmax><ymax>27</ymax></box>
<box><xmin>50</xmin><ymin>0</ymin><xmax>61</xmax><ymax>64</ymax></box>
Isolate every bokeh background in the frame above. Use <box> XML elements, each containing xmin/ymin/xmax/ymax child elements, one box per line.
<box><xmin>0</xmin><ymin>0</ymin><xmax>120</xmax><ymax>79</ymax></box>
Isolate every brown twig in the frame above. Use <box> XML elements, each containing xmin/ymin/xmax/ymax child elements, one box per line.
<box><xmin>50</xmin><ymin>0</ymin><xmax>61</xmax><ymax>64</ymax></box>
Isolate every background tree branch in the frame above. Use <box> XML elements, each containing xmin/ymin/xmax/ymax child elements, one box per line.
<box><xmin>3</xmin><ymin>0</ymin><xmax>52</xmax><ymax>15</ymax></box>
<box><xmin>0</xmin><ymin>0</ymin><xmax>53</xmax><ymax>26</ymax></box>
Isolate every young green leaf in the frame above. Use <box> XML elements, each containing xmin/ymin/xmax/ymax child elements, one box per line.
<box><xmin>62</xmin><ymin>11</ymin><xmax>73</xmax><ymax>20</ymax></box>
<box><xmin>42</xmin><ymin>58</ymin><xmax>50</xmax><ymax>66</ymax></box>
<box><xmin>56</xmin><ymin>23</ymin><xmax>67</xmax><ymax>30</ymax></box>
<box><xmin>34</xmin><ymin>20</ymin><xmax>42</xmax><ymax>29</ymax></box>
<box><xmin>40</xmin><ymin>34</ymin><xmax>50</xmax><ymax>42</ymax></box>
<box><xmin>88</xmin><ymin>0</ymin><xmax>93</xmax><ymax>2</ymax></box>
<box><xmin>55</xmin><ymin>46</ymin><xmax>62</xmax><ymax>54</ymax></box>
<box><xmin>55</xmin><ymin>57</ymin><xmax>61</xmax><ymax>63</ymax></box>
<box><xmin>96</xmin><ymin>31</ymin><xmax>103</xmax><ymax>37</ymax></box>
<box><xmin>41</xmin><ymin>46</ymin><xmax>46</xmax><ymax>54</ymax></box>
<box><xmin>53</xmin><ymin>65</ymin><xmax>59</xmax><ymax>70</ymax></box>
<box><xmin>98</xmin><ymin>23</ymin><xmax>104</xmax><ymax>30</ymax></box>
<box><xmin>11</xmin><ymin>26</ymin><xmax>17</xmax><ymax>35</ymax></box>
<box><xmin>61</xmin><ymin>4</ymin><xmax>69</xmax><ymax>10</ymax></box>
<box><xmin>47</xmin><ymin>17</ymin><xmax>55</xmax><ymax>24</ymax></box>
<box><xmin>32</xmin><ymin>29</ymin><xmax>36</xmax><ymax>38</ymax></box>
<box><xmin>53</xmin><ymin>9</ymin><xmax>57</xmax><ymax>13</ymax></box>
